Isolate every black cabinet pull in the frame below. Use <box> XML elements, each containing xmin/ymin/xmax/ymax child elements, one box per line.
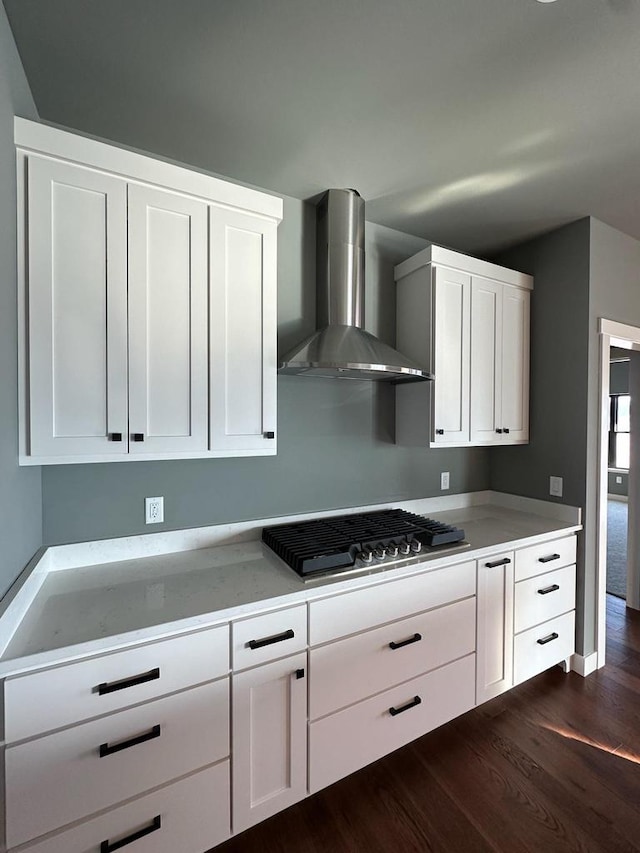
<box><xmin>496</xmin><ymin>428</ymin><xmax>503</xmax><ymax>434</ymax></box>
<box><xmin>132</xmin><ymin>433</ymin><xmax>145</xmax><ymax>442</ymax></box>
<box><xmin>503</xmin><ymin>427</ymin><xmax>510</xmax><ymax>434</ymax></box>
<box><xmin>537</xmin><ymin>632</ymin><xmax>559</xmax><ymax>646</ymax></box>
<box><xmin>109</xmin><ymin>432</ymin><xmax>123</xmax><ymax>442</ymax></box>
<box><xmin>99</xmin><ymin>724</ymin><xmax>161</xmax><ymax>757</ymax></box>
<box><xmin>101</xmin><ymin>815</ymin><xmax>161</xmax><ymax>852</ymax></box>
<box><xmin>435</xmin><ymin>429</ymin><xmax>444</xmax><ymax>435</ymax></box>
<box><xmin>97</xmin><ymin>667</ymin><xmax>160</xmax><ymax>696</ymax></box>
<box><xmin>389</xmin><ymin>695</ymin><xmax>422</xmax><ymax>717</ymax></box>
<box><xmin>248</xmin><ymin>629</ymin><xmax>294</xmax><ymax>650</ymax></box>
<box><xmin>389</xmin><ymin>633</ymin><xmax>422</xmax><ymax>650</ymax></box>
<box><xmin>264</xmin><ymin>431</ymin><xmax>275</xmax><ymax>439</ymax></box>
<box><xmin>485</xmin><ymin>558</ymin><xmax>511</xmax><ymax>568</ymax></box>
<box><xmin>537</xmin><ymin>584</ymin><xmax>560</xmax><ymax>596</ymax></box>
<box><xmin>538</xmin><ymin>553</ymin><xmax>561</xmax><ymax>564</ymax></box>
<box><xmin>295</xmin><ymin>668</ymin><xmax>305</xmax><ymax>679</ymax></box>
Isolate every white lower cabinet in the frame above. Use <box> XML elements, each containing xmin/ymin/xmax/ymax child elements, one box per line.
<box><xmin>232</xmin><ymin>652</ymin><xmax>308</xmax><ymax>834</ymax></box>
<box><xmin>476</xmin><ymin>551</ymin><xmax>515</xmax><ymax>704</ymax></box>
<box><xmin>14</xmin><ymin>761</ymin><xmax>230</xmax><ymax>853</ymax></box>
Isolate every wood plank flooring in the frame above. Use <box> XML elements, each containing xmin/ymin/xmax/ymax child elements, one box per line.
<box><xmin>215</xmin><ymin>596</ymin><xmax>640</xmax><ymax>853</ymax></box>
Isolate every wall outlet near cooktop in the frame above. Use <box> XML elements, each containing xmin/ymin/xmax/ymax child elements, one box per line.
<box><xmin>145</xmin><ymin>496</ymin><xmax>164</xmax><ymax>524</ymax></box>
<box><xmin>549</xmin><ymin>476</ymin><xmax>563</xmax><ymax>498</ymax></box>
<box><xmin>440</xmin><ymin>471</ymin><xmax>450</xmax><ymax>490</ymax></box>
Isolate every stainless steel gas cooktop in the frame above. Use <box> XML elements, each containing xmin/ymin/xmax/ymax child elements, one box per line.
<box><xmin>262</xmin><ymin>508</ymin><xmax>468</xmax><ymax>579</ymax></box>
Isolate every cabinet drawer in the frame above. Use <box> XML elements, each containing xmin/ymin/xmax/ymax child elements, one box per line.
<box><xmin>232</xmin><ymin>605</ymin><xmax>307</xmax><ymax>670</ymax></box>
<box><xmin>514</xmin><ymin>565</ymin><xmax>576</xmax><ymax>634</ymax></box>
<box><xmin>4</xmin><ymin>624</ymin><xmax>229</xmax><ymax>743</ymax></box>
<box><xmin>5</xmin><ymin>678</ymin><xmax>229</xmax><ymax>848</ymax></box>
<box><xmin>310</xmin><ymin>596</ymin><xmax>475</xmax><ymax>720</ymax></box>
<box><xmin>514</xmin><ymin>535</ymin><xmax>577</xmax><ymax>582</ymax></box>
<box><xmin>513</xmin><ymin>611</ymin><xmax>575</xmax><ymax>686</ymax></box>
<box><xmin>309</xmin><ymin>560</ymin><xmax>476</xmax><ymax>646</ymax></box>
<box><xmin>309</xmin><ymin>653</ymin><xmax>475</xmax><ymax>793</ymax></box>
<box><xmin>13</xmin><ymin>760</ymin><xmax>230</xmax><ymax>853</ymax></box>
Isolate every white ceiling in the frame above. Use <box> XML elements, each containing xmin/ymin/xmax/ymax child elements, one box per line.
<box><xmin>5</xmin><ymin>0</ymin><xmax>640</xmax><ymax>254</ymax></box>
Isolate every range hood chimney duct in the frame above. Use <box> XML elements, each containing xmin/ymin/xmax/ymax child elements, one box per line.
<box><xmin>278</xmin><ymin>188</ymin><xmax>433</xmax><ymax>382</ymax></box>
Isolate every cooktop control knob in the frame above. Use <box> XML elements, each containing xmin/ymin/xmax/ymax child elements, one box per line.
<box><xmin>399</xmin><ymin>541</ymin><xmax>412</xmax><ymax>555</ymax></box>
<box><xmin>387</xmin><ymin>542</ymin><xmax>399</xmax><ymax>558</ymax></box>
<box><xmin>410</xmin><ymin>539</ymin><xmax>423</xmax><ymax>554</ymax></box>
<box><xmin>360</xmin><ymin>549</ymin><xmax>374</xmax><ymax>564</ymax></box>
<box><xmin>374</xmin><ymin>546</ymin><xmax>387</xmax><ymax>561</ymax></box>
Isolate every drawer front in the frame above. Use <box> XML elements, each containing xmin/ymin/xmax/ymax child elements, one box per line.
<box><xmin>14</xmin><ymin>760</ymin><xmax>230</xmax><ymax>853</ymax></box>
<box><xmin>309</xmin><ymin>653</ymin><xmax>475</xmax><ymax>794</ymax></box>
<box><xmin>5</xmin><ymin>624</ymin><xmax>229</xmax><ymax>743</ymax></box>
<box><xmin>513</xmin><ymin>611</ymin><xmax>575</xmax><ymax>686</ymax></box>
<box><xmin>309</xmin><ymin>560</ymin><xmax>476</xmax><ymax>646</ymax></box>
<box><xmin>310</xmin><ymin>596</ymin><xmax>475</xmax><ymax>720</ymax></box>
<box><xmin>514</xmin><ymin>564</ymin><xmax>576</xmax><ymax>634</ymax></box>
<box><xmin>5</xmin><ymin>678</ymin><xmax>229</xmax><ymax>848</ymax></box>
<box><xmin>232</xmin><ymin>605</ymin><xmax>307</xmax><ymax>670</ymax></box>
<box><xmin>514</xmin><ymin>535</ymin><xmax>577</xmax><ymax>582</ymax></box>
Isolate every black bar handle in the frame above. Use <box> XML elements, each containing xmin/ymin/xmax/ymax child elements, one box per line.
<box><xmin>264</xmin><ymin>431</ymin><xmax>275</xmax><ymax>439</ymax></box>
<box><xmin>97</xmin><ymin>667</ymin><xmax>160</xmax><ymax>696</ymax></box>
<box><xmin>538</xmin><ymin>553</ymin><xmax>561</xmax><ymax>564</ymax></box>
<box><xmin>435</xmin><ymin>429</ymin><xmax>444</xmax><ymax>435</ymax></box>
<box><xmin>503</xmin><ymin>427</ymin><xmax>510</xmax><ymax>434</ymax></box>
<box><xmin>109</xmin><ymin>432</ymin><xmax>123</xmax><ymax>442</ymax></box>
<box><xmin>537</xmin><ymin>584</ymin><xmax>560</xmax><ymax>596</ymax></box>
<box><xmin>101</xmin><ymin>815</ymin><xmax>161</xmax><ymax>852</ymax></box>
<box><xmin>295</xmin><ymin>668</ymin><xmax>305</xmax><ymax>679</ymax></box>
<box><xmin>485</xmin><ymin>558</ymin><xmax>511</xmax><ymax>568</ymax></box>
<box><xmin>389</xmin><ymin>695</ymin><xmax>422</xmax><ymax>717</ymax></box>
<box><xmin>99</xmin><ymin>724</ymin><xmax>161</xmax><ymax>757</ymax></box>
<box><xmin>537</xmin><ymin>632</ymin><xmax>559</xmax><ymax>646</ymax></box>
<box><xmin>248</xmin><ymin>628</ymin><xmax>294</xmax><ymax>650</ymax></box>
<box><xmin>132</xmin><ymin>433</ymin><xmax>145</xmax><ymax>442</ymax></box>
<box><xmin>389</xmin><ymin>633</ymin><xmax>422</xmax><ymax>650</ymax></box>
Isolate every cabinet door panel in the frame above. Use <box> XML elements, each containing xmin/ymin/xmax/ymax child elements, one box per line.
<box><xmin>210</xmin><ymin>207</ymin><xmax>277</xmax><ymax>453</ymax></box>
<box><xmin>232</xmin><ymin>653</ymin><xmax>307</xmax><ymax>833</ymax></box>
<box><xmin>27</xmin><ymin>157</ymin><xmax>128</xmax><ymax>457</ymax></box>
<box><xmin>470</xmin><ymin>277</ymin><xmax>502</xmax><ymax>444</ymax></box>
<box><xmin>128</xmin><ymin>185</ymin><xmax>208</xmax><ymax>454</ymax></box>
<box><xmin>476</xmin><ymin>552</ymin><xmax>514</xmax><ymax>703</ymax></box>
<box><xmin>501</xmin><ymin>286</ymin><xmax>530</xmax><ymax>442</ymax></box>
<box><xmin>432</xmin><ymin>267</ymin><xmax>470</xmax><ymax>444</ymax></box>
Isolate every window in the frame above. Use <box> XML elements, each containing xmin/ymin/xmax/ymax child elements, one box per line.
<box><xmin>609</xmin><ymin>394</ymin><xmax>630</xmax><ymax>469</ymax></box>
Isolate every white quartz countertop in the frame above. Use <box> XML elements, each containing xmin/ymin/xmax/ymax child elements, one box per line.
<box><xmin>0</xmin><ymin>497</ymin><xmax>581</xmax><ymax>677</ymax></box>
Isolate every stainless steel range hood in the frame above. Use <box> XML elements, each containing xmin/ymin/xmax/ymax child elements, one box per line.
<box><xmin>279</xmin><ymin>189</ymin><xmax>433</xmax><ymax>383</ymax></box>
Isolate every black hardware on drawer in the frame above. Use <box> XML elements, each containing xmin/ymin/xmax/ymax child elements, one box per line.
<box><xmin>295</xmin><ymin>668</ymin><xmax>305</xmax><ymax>679</ymax></box>
<box><xmin>109</xmin><ymin>432</ymin><xmax>123</xmax><ymax>442</ymax></box>
<box><xmin>537</xmin><ymin>632</ymin><xmax>559</xmax><ymax>646</ymax></box>
<box><xmin>248</xmin><ymin>629</ymin><xmax>295</xmax><ymax>650</ymax></box>
<box><xmin>101</xmin><ymin>815</ymin><xmax>161</xmax><ymax>852</ymax></box>
<box><xmin>99</xmin><ymin>724</ymin><xmax>161</xmax><ymax>757</ymax></box>
<box><xmin>389</xmin><ymin>695</ymin><xmax>422</xmax><ymax>717</ymax></box>
<box><xmin>503</xmin><ymin>427</ymin><xmax>510</xmax><ymax>434</ymax></box>
<box><xmin>485</xmin><ymin>558</ymin><xmax>511</xmax><ymax>568</ymax></box>
<box><xmin>537</xmin><ymin>584</ymin><xmax>560</xmax><ymax>596</ymax></box>
<box><xmin>389</xmin><ymin>633</ymin><xmax>422</xmax><ymax>650</ymax></box>
<box><xmin>496</xmin><ymin>428</ymin><xmax>503</xmax><ymax>434</ymax></box>
<box><xmin>264</xmin><ymin>431</ymin><xmax>275</xmax><ymax>439</ymax></box>
<box><xmin>132</xmin><ymin>433</ymin><xmax>145</xmax><ymax>442</ymax></box>
<box><xmin>538</xmin><ymin>553</ymin><xmax>561</xmax><ymax>563</ymax></box>
<box><xmin>97</xmin><ymin>667</ymin><xmax>160</xmax><ymax>696</ymax></box>
<box><xmin>435</xmin><ymin>429</ymin><xmax>444</xmax><ymax>435</ymax></box>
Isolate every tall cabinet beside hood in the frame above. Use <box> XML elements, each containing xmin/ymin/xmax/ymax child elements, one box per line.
<box><xmin>16</xmin><ymin>119</ymin><xmax>281</xmax><ymax>465</ymax></box>
<box><xmin>395</xmin><ymin>245</ymin><xmax>533</xmax><ymax>448</ymax></box>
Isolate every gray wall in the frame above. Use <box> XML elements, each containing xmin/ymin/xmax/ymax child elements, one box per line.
<box><xmin>489</xmin><ymin>218</ymin><xmax>591</xmax><ymax>651</ymax></box>
<box><xmin>609</xmin><ymin>358</ymin><xmax>629</xmax><ymax>497</ymax></box>
<box><xmin>608</xmin><ymin>472</ymin><xmax>628</xmax><ymax>497</ymax></box>
<box><xmin>41</xmin><ymin>203</ymin><xmax>490</xmax><ymax>544</ymax></box>
<box><xmin>0</xmin><ymin>2</ymin><xmax>42</xmax><ymax>596</ymax></box>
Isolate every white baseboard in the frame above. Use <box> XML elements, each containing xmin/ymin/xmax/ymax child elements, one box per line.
<box><xmin>571</xmin><ymin>651</ymin><xmax>599</xmax><ymax>677</ymax></box>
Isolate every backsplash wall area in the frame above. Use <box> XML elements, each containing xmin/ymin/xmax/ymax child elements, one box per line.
<box><xmin>41</xmin><ymin>199</ymin><xmax>491</xmax><ymax>545</ymax></box>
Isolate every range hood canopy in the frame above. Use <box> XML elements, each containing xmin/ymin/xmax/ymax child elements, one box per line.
<box><xmin>279</xmin><ymin>189</ymin><xmax>433</xmax><ymax>383</ymax></box>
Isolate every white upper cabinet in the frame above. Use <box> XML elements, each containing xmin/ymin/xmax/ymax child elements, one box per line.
<box><xmin>395</xmin><ymin>244</ymin><xmax>532</xmax><ymax>448</ymax></box>
<box><xmin>16</xmin><ymin>119</ymin><xmax>282</xmax><ymax>464</ymax></box>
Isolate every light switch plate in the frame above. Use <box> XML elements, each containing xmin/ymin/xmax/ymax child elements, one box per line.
<box><xmin>145</xmin><ymin>496</ymin><xmax>164</xmax><ymax>524</ymax></box>
<box><xmin>549</xmin><ymin>476</ymin><xmax>563</xmax><ymax>498</ymax></box>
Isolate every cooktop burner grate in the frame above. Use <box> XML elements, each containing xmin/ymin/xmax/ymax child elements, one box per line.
<box><xmin>262</xmin><ymin>508</ymin><xmax>466</xmax><ymax>577</ymax></box>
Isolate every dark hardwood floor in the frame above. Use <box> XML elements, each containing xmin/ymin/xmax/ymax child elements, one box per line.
<box><xmin>215</xmin><ymin>596</ymin><xmax>640</xmax><ymax>853</ymax></box>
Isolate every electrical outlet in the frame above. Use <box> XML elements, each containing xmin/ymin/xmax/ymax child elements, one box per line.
<box><xmin>616</xmin><ymin>475</ymin><xmax>623</xmax><ymax>484</ymax></box>
<box><xmin>549</xmin><ymin>476</ymin><xmax>563</xmax><ymax>498</ymax></box>
<box><xmin>441</xmin><ymin>471</ymin><xmax>450</xmax><ymax>490</ymax></box>
<box><xmin>145</xmin><ymin>496</ymin><xmax>164</xmax><ymax>524</ymax></box>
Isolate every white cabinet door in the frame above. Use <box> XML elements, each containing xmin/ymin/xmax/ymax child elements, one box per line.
<box><xmin>432</xmin><ymin>266</ymin><xmax>471</xmax><ymax>445</ymax></box>
<box><xmin>209</xmin><ymin>207</ymin><xmax>277</xmax><ymax>453</ymax></box>
<box><xmin>232</xmin><ymin>652</ymin><xmax>307</xmax><ymax>834</ymax></box>
<box><xmin>128</xmin><ymin>185</ymin><xmax>208</xmax><ymax>454</ymax></box>
<box><xmin>27</xmin><ymin>157</ymin><xmax>128</xmax><ymax>458</ymax></box>
<box><xmin>501</xmin><ymin>285</ymin><xmax>530</xmax><ymax>443</ymax></box>
<box><xmin>470</xmin><ymin>276</ymin><xmax>502</xmax><ymax>444</ymax></box>
<box><xmin>476</xmin><ymin>551</ymin><xmax>514</xmax><ymax>704</ymax></box>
